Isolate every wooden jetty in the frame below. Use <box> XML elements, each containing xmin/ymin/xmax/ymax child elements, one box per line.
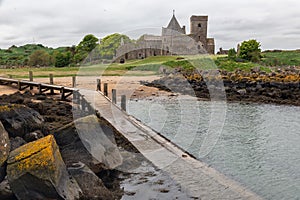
<box><xmin>0</xmin><ymin>77</ymin><xmax>74</xmax><ymax>100</ymax></box>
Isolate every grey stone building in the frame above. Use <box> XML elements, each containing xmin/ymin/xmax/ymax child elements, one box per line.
<box><xmin>115</xmin><ymin>13</ymin><xmax>215</xmax><ymax>63</ymax></box>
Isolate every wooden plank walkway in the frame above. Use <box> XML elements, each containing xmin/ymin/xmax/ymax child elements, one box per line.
<box><xmin>79</xmin><ymin>89</ymin><xmax>262</xmax><ymax>200</ymax></box>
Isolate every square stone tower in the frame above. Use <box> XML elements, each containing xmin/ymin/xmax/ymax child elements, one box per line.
<box><xmin>190</xmin><ymin>15</ymin><xmax>214</xmax><ymax>54</ymax></box>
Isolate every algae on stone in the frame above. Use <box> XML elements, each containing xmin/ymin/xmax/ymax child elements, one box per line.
<box><xmin>7</xmin><ymin>135</ymin><xmax>81</xmax><ymax>200</ymax></box>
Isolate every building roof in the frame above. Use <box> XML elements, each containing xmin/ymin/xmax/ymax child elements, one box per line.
<box><xmin>166</xmin><ymin>14</ymin><xmax>185</xmax><ymax>34</ymax></box>
<box><xmin>167</xmin><ymin>14</ymin><xmax>181</xmax><ymax>29</ymax></box>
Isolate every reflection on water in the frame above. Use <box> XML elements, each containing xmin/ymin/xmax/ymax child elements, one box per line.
<box><xmin>128</xmin><ymin>97</ymin><xmax>300</xmax><ymax>200</ymax></box>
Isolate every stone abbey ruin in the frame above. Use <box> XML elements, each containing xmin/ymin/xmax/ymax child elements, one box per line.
<box><xmin>114</xmin><ymin>13</ymin><xmax>215</xmax><ymax>63</ymax></box>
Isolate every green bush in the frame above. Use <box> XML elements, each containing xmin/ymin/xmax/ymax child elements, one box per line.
<box><xmin>228</xmin><ymin>48</ymin><xmax>237</xmax><ymax>60</ymax></box>
<box><xmin>28</xmin><ymin>50</ymin><xmax>52</xmax><ymax>67</ymax></box>
<box><xmin>239</xmin><ymin>39</ymin><xmax>262</xmax><ymax>62</ymax></box>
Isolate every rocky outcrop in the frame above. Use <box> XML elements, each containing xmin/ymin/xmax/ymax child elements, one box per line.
<box><xmin>0</xmin><ymin>121</ymin><xmax>10</xmax><ymax>166</ymax></box>
<box><xmin>68</xmin><ymin>162</ymin><xmax>115</xmax><ymax>200</ymax></box>
<box><xmin>54</xmin><ymin>115</ymin><xmax>123</xmax><ymax>173</ymax></box>
<box><xmin>0</xmin><ymin>92</ymin><xmax>140</xmax><ymax>199</ymax></box>
<box><xmin>0</xmin><ymin>178</ymin><xmax>16</xmax><ymax>200</ymax></box>
<box><xmin>0</xmin><ymin>121</ymin><xmax>10</xmax><ymax>183</ymax></box>
<box><xmin>9</xmin><ymin>137</ymin><xmax>26</xmax><ymax>152</ymax></box>
<box><xmin>7</xmin><ymin>135</ymin><xmax>81</xmax><ymax>200</ymax></box>
<box><xmin>0</xmin><ymin>104</ymin><xmax>44</xmax><ymax>138</ymax></box>
<box><xmin>144</xmin><ymin>67</ymin><xmax>300</xmax><ymax>106</ymax></box>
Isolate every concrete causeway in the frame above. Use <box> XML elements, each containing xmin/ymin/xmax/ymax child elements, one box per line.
<box><xmin>79</xmin><ymin>89</ymin><xmax>262</xmax><ymax>200</ymax></box>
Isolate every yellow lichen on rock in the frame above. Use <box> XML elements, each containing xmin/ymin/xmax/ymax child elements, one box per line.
<box><xmin>0</xmin><ymin>104</ymin><xmax>22</xmax><ymax>112</ymax></box>
<box><xmin>7</xmin><ymin>135</ymin><xmax>81</xmax><ymax>199</ymax></box>
<box><xmin>7</xmin><ymin>135</ymin><xmax>61</xmax><ymax>182</ymax></box>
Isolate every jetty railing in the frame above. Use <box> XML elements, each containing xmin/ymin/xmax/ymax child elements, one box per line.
<box><xmin>0</xmin><ymin>77</ymin><xmax>74</xmax><ymax>100</ymax></box>
<box><xmin>0</xmin><ymin>75</ymin><xmax>127</xmax><ymax>113</ymax></box>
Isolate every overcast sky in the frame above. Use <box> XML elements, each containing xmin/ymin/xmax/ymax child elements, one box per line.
<box><xmin>1</xmin><ymin>0</ymin><xmax>300</xmax><ymax>50</ymax></box>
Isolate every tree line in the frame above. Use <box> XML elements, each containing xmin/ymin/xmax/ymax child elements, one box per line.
<box><xmin>0</xmin><ymin>34</ymin><xmax>262</xmax><ymax>68</ymax></box>
<box><xmin>0</xmin><ymin>33</ymin><xmax>131</xmax><ymax>68</ymax></box>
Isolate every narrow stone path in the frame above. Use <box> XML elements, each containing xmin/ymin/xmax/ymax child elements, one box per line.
<box><xmin>79</xmin><ymin>89</ymin><xmax>262</xmax><ymax>199</ymax></box>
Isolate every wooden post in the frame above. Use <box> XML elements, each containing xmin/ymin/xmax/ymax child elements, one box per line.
<box><xmin>72</xmin><ymin>76</ymin><xmax>76</xmax><ymax>88</ymax></box>
<box><xmin>18</xmin><ymin>80</ymin><xmax>21</xmax><ymax>90</ymax></box>
<box><xmin>104</xmin><ymin>83</ymin><xmax>108</xmax><ymax>96</ymax></box>
<box><xmin>49</xmin><ymin>74</ymin><xmax>54</xmax><ymax>94</ymax></box>
<box><xmin>112</xmin><ymin>89</ymin><xmax>117</xmax><ymax>104</ymax></box>
<box><xmin>121</xmin><ymin>95</ymin><xmax>126</xmax><ymax>111</ymax></box>
<box><xmin>81</xmin><ymin>96</ymin><xmax>86</xmax><ymax>111</ymax></box>
<box><xmin>49</xmin><ymin>74</ymin><xmax>54</xmax><ymax>84</ymax></box>
<box><xmin>97</xmin><ymin>79</ymin><xmax>101</xmax><ymax>91</ymax></box>
<box><xmin>29</xmin><ymin>71</ymin><xmax>33</xmax><ymax>89</ymax></box>
<box><xmin>73</xmin><ymin>90</ymin><xmax>78</xmax><ymax>103</ymax></box>
<box><xmin>61</xmin><ymin>87</ymin><xmax>65</xmax><ymax>100</ymax></box>
<box><xmin>38</xmin><ymin>84</ymin><xmax>42</xmax><ymax>94</ymax></box>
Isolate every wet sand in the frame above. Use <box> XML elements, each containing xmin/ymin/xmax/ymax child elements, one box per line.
<box><xmin>0</xmin><ymin>85</ymin><xmax>18</xmax><ymax>95</ymax></box>
<box><xmin>33</xmin><ymin>76</ymin><xmax>174</xmax><ymax>100</ymax></box>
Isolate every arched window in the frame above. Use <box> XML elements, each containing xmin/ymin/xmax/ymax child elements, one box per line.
<box><xmin>198</xmin><ymin>23</ymin><xmax>201</xmax><ymax>28</ymax></box>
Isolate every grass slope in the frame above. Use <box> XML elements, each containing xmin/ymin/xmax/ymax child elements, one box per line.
<box><xmin>1</xmin><ymin>51</ymin><xmax>300</xmax><ymax>78</ymax></box>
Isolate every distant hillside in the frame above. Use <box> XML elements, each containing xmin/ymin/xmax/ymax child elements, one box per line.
<box><xmin>0</xmin><ymin>33</ymin><xmax>132</xmax><ymax>68</ymax></box>
<box><xmin>0</xmin><ymin>44</ymin><xmax>70</xmax><ymax>67</ymax></box>
<box><xmin>261</xmin><ymin>50</ymin><xmax>300</xmax><ymax>66</ymax></box>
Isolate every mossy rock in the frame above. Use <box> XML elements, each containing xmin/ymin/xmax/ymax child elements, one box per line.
<box><xmin>7</xmin><ymin>135</ymin><xmax>81</xmax><ymax>200</ymax></box>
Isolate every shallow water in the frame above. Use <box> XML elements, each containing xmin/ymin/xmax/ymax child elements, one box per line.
<box><xmin>127</xmin><ymin>97</ymin><xmax>300</xmax><ymax>199</ymax></box>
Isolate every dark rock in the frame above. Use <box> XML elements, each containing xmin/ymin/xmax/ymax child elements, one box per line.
<box><xmin>35</xmin><ymin>94</ymin><xmax>46</xmax><ymax>100</ymax></box>
<box><xmin>256</xmin><ymin>84</ymin><xmax>263</xmax><ymax>90</ymax></box>
<box><xmin>0</xmin><ymin>121</ymin><xmax>10</xmax><ymax>167</ymax></box>
<box><xmin>0</xmin><ymin>178</ymin><xmax>17</xmax><ymax>200</ymax></box>
<box><xmin>54</xmin><ymin>115</ymin><xmax>122</xmax><ymax>173</ymax></box>
<box><xmin>9</xmin><ymin>137</ymin><xmax>26</xmax><ymax>151</ymax></box>
<box><xmin>9</xmin><ymin>96</ymin><xmax>24</xmax><ymax>104</ymax></box>
<box><xmin>237</xmin><ymin>89</ymin><xmax>247</xmax><ymax>96</ymax></box>
<box><xmin>0</xmin><ymin>121</ymin><xmax>10</xmax><ymax>183</ymax></box>
<box><xmin>0</xmin><ymin>165</ymin><xmax>6</xmax><ymax>183</ymax></box>
<box><xmin>23</xmin><ymin>98</ymin><xmax>32</xmax><ymax>104</ymax></box>
<box><xmin>7</xmin><ymin>135</ymin><xmax>81</xmax><ymax>200</ymax></box>
<box><xmin>23</xmin><ymin>130</ymin><xmax>44</xmax><ymax>142</ymax></box>
<box><xmin>0</xmin><ymin>104</ymin><xmax>44</xmax><ymax>138</ymax></box>
<box><xmin>68</xmin><ymin>162</ymin><xmax>115</xmax><ymax>200</ymax></box>
<box><xmin>37</xmin><ymin>103</ymin><xmax>46</xmax><ymax>115</ymax></box>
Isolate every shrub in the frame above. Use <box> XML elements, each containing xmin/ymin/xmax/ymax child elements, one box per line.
<box><xmin>238</xmin><ymin>39</ymin><xmax>262</xmax><ymax>62</ymax></box>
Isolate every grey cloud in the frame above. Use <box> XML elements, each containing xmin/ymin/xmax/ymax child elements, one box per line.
<box><xmin>1</xmin><ymin>0</ymin><xmax>300</xmax><ymax>49</ymax></box>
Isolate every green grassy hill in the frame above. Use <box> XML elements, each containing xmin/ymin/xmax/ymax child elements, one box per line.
<box><xmin>0</xmin><ymin>44</ymin><xmax>68</xmax><ymax>66</ymax></box>
<box><xmin>261</xmin><ymin>50</ymin><xmax>300</xmax><ymax>66</ymax></box>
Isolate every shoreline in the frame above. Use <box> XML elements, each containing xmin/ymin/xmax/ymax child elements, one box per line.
<box><xmin>143</xmin><ymin>68</ymin><xmax>300</xmax><ymax>107</ymax></box>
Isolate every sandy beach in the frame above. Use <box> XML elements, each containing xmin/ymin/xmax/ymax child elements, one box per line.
<box><xmin>31</xmin><ymin>75</ymin><xmax>174</xmax><ymax>100</ymax></box>
<box><xmin>0</xmin><ymin>85</ymin><xmax>18</xmax><ymax>95</ymax></box>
